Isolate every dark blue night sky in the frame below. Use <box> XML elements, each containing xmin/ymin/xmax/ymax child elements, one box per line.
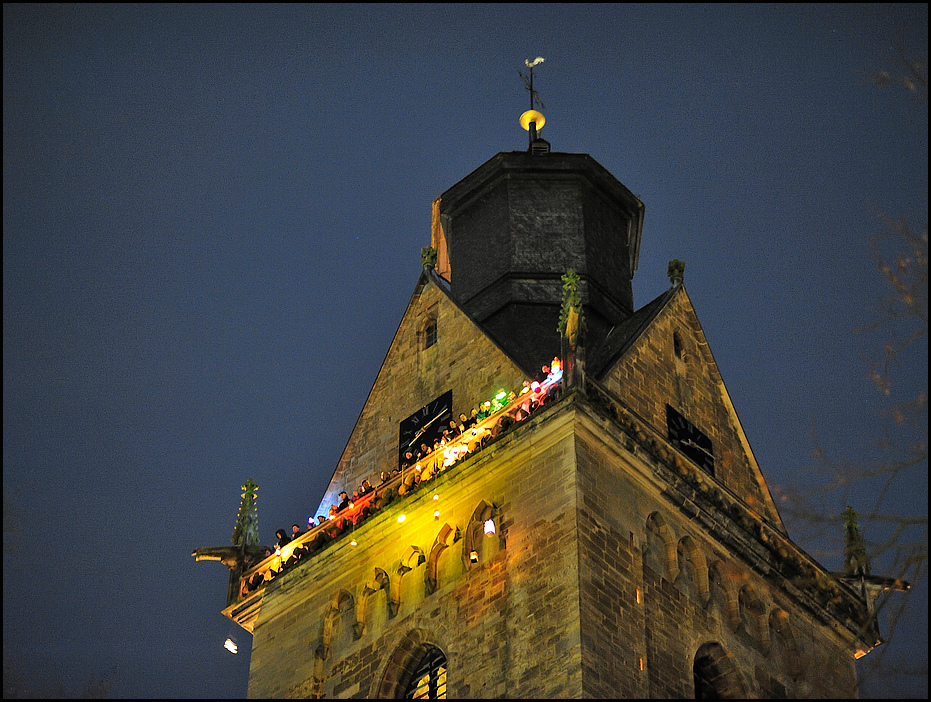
<box><xmin>4</xmin><ymin>4</ymin><xmax>926</xmax><ymax>698</ymax></box>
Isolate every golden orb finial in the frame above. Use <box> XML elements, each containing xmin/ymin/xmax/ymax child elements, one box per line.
<box><xmin>519</xmin><ymin>109</ymin><xmax>546</xmax><ymax>131</ymax></box>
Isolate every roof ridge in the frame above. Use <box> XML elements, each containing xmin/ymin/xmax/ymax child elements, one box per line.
<box><xmin>589</xmin><ymin>286</ymin><xmax>681</xmax><ymax>378</ymax></box>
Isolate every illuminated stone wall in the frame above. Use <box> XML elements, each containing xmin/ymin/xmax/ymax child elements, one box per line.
<box><xmin>316</xmin><ymin>276</ymin><xmax>527</xmax><ymax>518</ymax></box>
<box><xmin>245</xmin><ymin>147</ymin><xmax>869</xmax><ymax>698</ymax></box>
<box><xmin>248</xmin><ymin>395</ymin><xmax>863</xmax><ymax>698</ymax></box>
<box><xmin>250</xmin><ymin>400</ymin><xmax>584</xmax><ymax>698</ymax></box>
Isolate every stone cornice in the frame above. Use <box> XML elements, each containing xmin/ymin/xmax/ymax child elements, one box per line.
<box><xmin>576</xmin><ymin>377</ymin><xmax>881</xmax><ymax>656</ymax></box>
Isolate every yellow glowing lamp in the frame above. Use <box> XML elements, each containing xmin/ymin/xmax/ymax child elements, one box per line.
<box><xmin>397</xmin><ymin>514</ymin><xmax>406</xmax><ymax>523</ymax></box>
<box><xmin>434</xmin><ymin>510</ymin><xmax>440</xmax><ymax>519</ymax></box>
<box><xmin>350</xmin><ymin>539</ymin><xmax>358</xmax><ymax>547</ymax></box>
<box><xmin>469</xmin><ymin>550</ymin><xmax>479</xmax><ymax>563</ymax></box>
<box><xmin>520</xmin><ymin>109</ymin><xmax>545</xmax><ymax>131</ymax></box>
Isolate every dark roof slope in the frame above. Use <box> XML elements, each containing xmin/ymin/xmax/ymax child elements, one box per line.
<box><xmin>586</xmin><ymin>286</ymin><xmax>679</xmax><ymax>379</ymax></box>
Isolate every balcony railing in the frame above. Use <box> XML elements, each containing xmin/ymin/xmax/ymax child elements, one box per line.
<box><xmin>235</xmin><ymin>369</ymin><xmax>563</xmax><ymax>602</ymax></box>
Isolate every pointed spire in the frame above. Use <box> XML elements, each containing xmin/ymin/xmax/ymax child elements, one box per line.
<box><xmin>843</xmin><ymin>506</ymin><xmax>871</xmax><ymax>576</ymax></box>
<box><xmin>558</xmin><ymin>268</ymin><xmax>586</xmax><ymax>388</ymax></box>
<box><xmin>558</xmin><ymin>268</ymin><xmax>585</xmax><ymax>348</ymax></box>
<box><xmin>421</xmin><ymin>246</ymin><xmax>438</xmax><ymax>270</ymax></box>
<box><xmin>668</xmin><ymin>259</ymin><xmax>685</xmax><ymax>287</ymax></box>
<box><xmin>231</xmin><ymin>478</ymin><xmax>260</xmax><ymax>548</ymax></box>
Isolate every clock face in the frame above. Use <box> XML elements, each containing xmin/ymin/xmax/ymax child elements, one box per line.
<box><xmin>399</xmin><ymin>390</ymin><xmax>453</xmax><ymax>466</ymax></box>
<box><xmin>666</xmin><ymin>405</ymin><xmax>715</xmax><ymax>476</ymax></box>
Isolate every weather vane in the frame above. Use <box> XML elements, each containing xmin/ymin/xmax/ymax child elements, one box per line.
<box><xmin>518</xmin><ymin>57</ymin><xmax>547</xmax><ymax>151</ymax></box>
<box><xmin>519</xmin><ymin>57</ymin><xmax>546</xmax><ymax>110</ymax></box>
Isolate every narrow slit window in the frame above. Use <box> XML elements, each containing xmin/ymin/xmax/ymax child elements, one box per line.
<box><xmin>423</xmin><ymin>317</ymin><xmax>438</xmax><ymax>349</ymax></box>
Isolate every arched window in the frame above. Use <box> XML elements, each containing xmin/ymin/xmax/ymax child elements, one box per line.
<box><xmin>403</xmin><ymin>645</ymin><xmax>447</xmax><ymax>699</ymax></box>
<box><xmin>676</xmin><ymin>535</ymin><xmax>710</xmax><ymax>604</ymax></box>
<box><xmin>375</xmin><ymin>630</ymin><xmax>446</xmax><ymax>699</ymax></box>
<box><xmin>769</xmin><ymin>609</ymin><xmax>803</xmax><ymax>680</ymax></box>
<box><xmin>462</xmin><ymin>500</ymin><xmax>497</xmax><ymax>569</ymax></box>
<box><xmin>708</xmin><ymin>561</ymin><xmax>740</xmax><ymax>632</ymax></box>
<box><xmin>738</xmin><ymin>585</ymin><xmax>767</xmax><ymax>646</ymax></box>
<box><xmin>693</xmin><ymin>642</ymin><xmax>747</xmax><ymax>699</ymax></box>
<box><xmin>644</xmin><ymin>512</ymin><xmax>678</xmax><ymax>580</ymax></box>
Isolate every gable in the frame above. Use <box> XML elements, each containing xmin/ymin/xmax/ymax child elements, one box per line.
<box><xmin>599</xmin><ymin>286</ymin><xmax>785</xmax><ymax>530</ymax></box>
<box><xmin>315</xmin><ymin>273</ymin><xmax>527</xmax><ymax>517</ymax></box>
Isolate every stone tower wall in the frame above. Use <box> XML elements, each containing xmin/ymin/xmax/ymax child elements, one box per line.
<box><xmin>249</xmin><ymin>393</ymin><xmax>863</xmax><ymax>699</ymax></box>
<box><xmin>236</xmin><ymin>143</ymin><xmax>873</xmax><ymax>697</ymax></box>
<box><xmin>602</xmin><ymin>287</ymin><xmax>781</xmax><ymax>525</ymax></box>
<box><xmin>251</xmin><ymin>404</ymin><xmax>585</xmax><ymax>699</ymax></box>
<box><xmin>572</xmin><ymin>403</ymin><xmax>859</xmax><ymax>699</ymax></box>
<box><xmin>438</xmin><ymin>152</ymin><xmax>640</xmax><ymax>373</ymax></box>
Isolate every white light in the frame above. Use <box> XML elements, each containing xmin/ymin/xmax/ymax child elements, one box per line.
<box><xmin>397</xmin><ymin>514</ymin><xmax>406</xmax><ymax>523</ymax></box>
<box><xmin>483</xmin><ymin>518</ymin><xmax>496</xmax><ymax>536</ymax></box>
<box><xmin>224</xmin><ymin>638</ymin><xmax>238</xmax><ymax>654</ymax></box>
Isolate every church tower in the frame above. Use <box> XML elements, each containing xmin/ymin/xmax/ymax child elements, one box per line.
<box><xmin>195</xmin><ymin>77</ymin><xmax>890</xmax><ymax>698</ymax></box>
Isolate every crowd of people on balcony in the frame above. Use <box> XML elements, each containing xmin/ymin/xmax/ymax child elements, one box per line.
<box><xmin>241</xmin><ymin>360</ymin><xmax>563</xmax><ymax>596</ymax></box>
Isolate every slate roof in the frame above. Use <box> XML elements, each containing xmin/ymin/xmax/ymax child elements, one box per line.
<box><xmin>427</xmin><ymin>266</ymin><xmax>681</xmax><ymax>384</ymax></box>
<box><xmin>585</xmin><ymin>286</ymin><xmax>679</xmax><ymax>379</ymax></box>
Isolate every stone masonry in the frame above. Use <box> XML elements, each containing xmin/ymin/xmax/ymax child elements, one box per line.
<box><xmin>246</xmin><ymin>389</ymin><xmax>866</xmax><ymax>698</ymax></box>
<box><xmin>222</xmin><ymin>148</ymin><xmax>878</xmax><ymax>699</ymax></box>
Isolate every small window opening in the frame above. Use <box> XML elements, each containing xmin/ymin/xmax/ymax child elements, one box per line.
<box><xmin>423</xmin><ymin>317</ymin><xmax>437</xmax><ymax>350</ymax></box>
<box><xmin>404</xmin><ymin>646</ymin><xmax>447</xmax><ymax>699</ymax></box>
<box><xmin>673</xmin><ymin>331</ymin><xmax>683</xmax><ymax>360</ymax></box>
